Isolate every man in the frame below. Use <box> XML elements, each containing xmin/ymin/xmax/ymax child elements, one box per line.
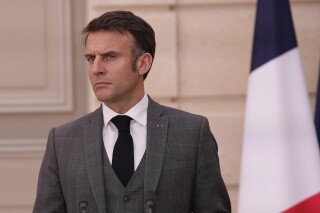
<box><xmin>33</xmin><ymin>11</ymin><xmax>231</xmax><ymax>213</ymax></box>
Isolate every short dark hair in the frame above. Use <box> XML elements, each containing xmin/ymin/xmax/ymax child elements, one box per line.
<box><xmin>82</xmin><ymin>11</ymin><xmax>156</xmax><ymax>79</ymax></box>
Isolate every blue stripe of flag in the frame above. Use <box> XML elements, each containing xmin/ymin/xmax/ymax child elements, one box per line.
<box><xmin>251</xmin><ymin>0</ymin><xmax>297</xmax><ymax>72</ymax></box>
<box><xmin>315</xmin><ymin>62</ymin><xmax>320</xmax><ymax>147</ymax></box>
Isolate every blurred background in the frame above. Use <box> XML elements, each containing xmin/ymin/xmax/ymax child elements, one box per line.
<box><xmin>0</xmin><ymin>0</ymin><xmax>319</xmax><ymax>212</ymax></box>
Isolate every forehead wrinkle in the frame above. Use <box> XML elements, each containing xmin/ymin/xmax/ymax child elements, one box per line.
<box><xmin>86</xmin><ymin>32</ymin><xmax>134</xmax><ymax>56</ymax></box>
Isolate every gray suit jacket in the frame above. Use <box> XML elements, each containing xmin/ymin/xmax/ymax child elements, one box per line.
<box><xmin>33</xmin><ymin>97</ymin><xmax>231</xmax><ymax>212</ymax></box>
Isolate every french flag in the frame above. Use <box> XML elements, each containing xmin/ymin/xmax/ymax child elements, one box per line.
<box><xmin>315</xmin><ymin>62</ymin><xmax>320</xmax><ymax>146</ymax></box>
<box><xmin>238</xmin><ymin>0</ymin><xmax>320</xmax><ymax>212</ymax></box>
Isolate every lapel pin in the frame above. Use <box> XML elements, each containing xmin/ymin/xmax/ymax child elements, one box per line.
<box><xmin>156</xmin><ymin>123</ymin><xmax>163</xmax><ymax>128</ymax></box>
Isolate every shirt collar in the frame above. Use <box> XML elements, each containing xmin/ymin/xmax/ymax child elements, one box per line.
<box><xmin>102</xmin><ymin>94</ymin><xmax>148</xmax><ymax>127</ymax></box>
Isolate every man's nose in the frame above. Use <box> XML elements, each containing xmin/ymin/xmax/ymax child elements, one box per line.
<box><xmin>91</xmin><ymin>58</ymin><xmax>105</xmax><ymax>74</ymax></box>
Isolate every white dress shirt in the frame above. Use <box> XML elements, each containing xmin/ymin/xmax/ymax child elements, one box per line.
<box><xmin>102</xmin><ymin>94</ymin><xmax>148</xmax><ymax>170</ymax></box>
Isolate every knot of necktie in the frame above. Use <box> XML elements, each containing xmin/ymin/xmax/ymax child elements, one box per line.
<box><xmin>111</xmin><ymin>115</ymin><xmax>132</xmax><ymax>132</ymax></box>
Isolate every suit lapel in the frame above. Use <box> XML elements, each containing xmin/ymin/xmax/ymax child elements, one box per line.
<box><xmin>144</xmin><ymin>97</ymin><xmax>168</xmax><ymax>193</ymax></box>
<box><xmin>82</xmin><ymin>99</ymin><xmax>168</xmax><ymax>209</ymax></box>
<box><xmin>83</xmin><ymin>107</ymin><xmax>107</xmax><ymax>213</ymax></box>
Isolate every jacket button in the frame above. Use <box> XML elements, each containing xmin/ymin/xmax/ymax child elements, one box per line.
<box><xmin>123</xmin><ymin>195</ymin><xmax>129</xmax><ymax>202</ymax></box>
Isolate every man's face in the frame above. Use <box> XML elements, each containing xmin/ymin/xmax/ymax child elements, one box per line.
<box><xmin>85</xmin><ymin>31</ymin><xmax>145</xmax><ymax>108</ymax></box>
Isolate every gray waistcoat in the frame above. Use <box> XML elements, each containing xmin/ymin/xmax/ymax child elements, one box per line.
<box><xmin>102</xmin><ymin>149</ymin><xmax>146</xmax><ymax>213</ymax></box>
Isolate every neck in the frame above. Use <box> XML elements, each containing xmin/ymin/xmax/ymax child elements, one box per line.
<box><xmin>105</xmin><ymin>91</ymin><xmax>145</xmax><ymax>114</ymax></box>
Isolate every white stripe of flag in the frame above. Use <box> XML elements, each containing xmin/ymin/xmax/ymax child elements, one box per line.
<box><xmin>238</xmin><ymin>0</ymin><xmax>320</xmax><ymax>212</ymax></box>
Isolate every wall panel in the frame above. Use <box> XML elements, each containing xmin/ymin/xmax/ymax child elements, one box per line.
<box><xmin>0</xmin><ymin>0</ymin><xmax>88</xmax><ymax>211</ymax></box>
<box><xmin>0</xmin><ymin>0</ymin><xmax>73</xmax><ymax>112</ymax></box>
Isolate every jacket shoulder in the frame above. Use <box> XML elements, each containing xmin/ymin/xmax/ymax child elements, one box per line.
<box><xmin>149</xmin><ymin>96</ymin><xmax>204</xmax><ymax>121</ymax></box>
<box><xmin>155</xmin><ymin>103</ymin><xmax>207</xmax><ymax>129</ymax></box>
<box><xmin>53</xmin><ymin>107</ymin><xmax>102</xmax><ymax>136</ymax></box>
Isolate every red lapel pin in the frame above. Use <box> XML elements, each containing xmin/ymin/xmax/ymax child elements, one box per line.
<box><xmin>156</xmin><ymin>123</ymin><xmax>163</xmax><ymax>128</ymax></box>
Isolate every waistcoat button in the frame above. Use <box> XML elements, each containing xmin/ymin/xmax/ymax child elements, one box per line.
<box><xmin>123</xmin><ymin>195</ymin><xmax>129</xmax><ymax>202</ymax></box>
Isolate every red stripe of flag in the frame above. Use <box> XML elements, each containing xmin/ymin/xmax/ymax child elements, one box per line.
<box><xmin>282</xmin><ymin>193</ymin><xmax>320</xmax><ymax>213</ymax></box>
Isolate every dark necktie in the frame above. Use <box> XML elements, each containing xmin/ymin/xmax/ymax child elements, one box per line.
<box><xmin>111</xmin><ymin>115</ymin><xmax>134</xmax><ymax>187</ymax></box>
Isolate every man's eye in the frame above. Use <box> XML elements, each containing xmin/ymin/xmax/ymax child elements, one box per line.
<box><xmin>85</xmin><ymin>56</ymin><xmax>95</xmax><ymax>63</ymax></box>
<box><xmin>104</xmin><ymin>54</ymin><xmax>116</xmax><ymax>60</ymax></box>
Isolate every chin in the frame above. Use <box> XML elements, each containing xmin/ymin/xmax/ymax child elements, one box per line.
<box><xmin>96</xmin><ymin>96</ymin><xmax>110</xmax><ymax>103</ymax></box>
<box><xmin>94</xmin><ymin>92</ymin><xmax>112</xmax><ymax>103</ymax></box>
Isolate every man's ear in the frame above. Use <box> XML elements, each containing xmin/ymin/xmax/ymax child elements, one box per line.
<box><xmin>136</xmin><ymin>53</ymin><xmax>153</xmax><ymax>76</ymax></box>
